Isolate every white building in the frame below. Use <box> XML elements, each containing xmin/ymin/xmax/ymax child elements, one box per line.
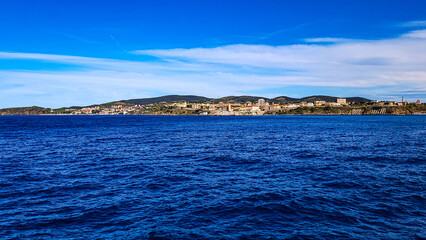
<box><xmin>258</xmin><ymin>98</ymin><xmax>266</xmax><ymax>107</ymax></box>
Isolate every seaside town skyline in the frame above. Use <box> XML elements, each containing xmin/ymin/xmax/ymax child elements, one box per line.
<box><xmin>2</xmin><ymin>94</ymin><xmax>424</xmax><ymax>115</ymax></box>
<box><xmin>69</xmin><ymin>97</ymin><xmax>422</xmax><ymax>116</ymax></box>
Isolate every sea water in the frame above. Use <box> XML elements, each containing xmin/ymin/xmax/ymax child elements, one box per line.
<box><xmin>0</xmin><ymin>115</ymin><xmax>425</xmax><ymax>239</ymax></box>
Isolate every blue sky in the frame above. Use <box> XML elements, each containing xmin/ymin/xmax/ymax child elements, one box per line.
<box><xmin>1</xmin><ymin>0</ymin><xmax>426</xmax><ymax>107</ymax></box>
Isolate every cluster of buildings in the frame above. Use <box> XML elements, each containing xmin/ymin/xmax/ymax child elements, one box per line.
<box><xmin>64</xmin><ymin>104</ymin><xmax>144</xmax><ymax>115</ymax></box>
<box><xmin>60</xmin><ymin>97</ymin><xmax>422</xmax><ymax>115</ymax></box>
<box><xmin>63</xmin><ymin>98</ymin><xmax>348</xmax><ymax>115</ymax></box>
<box><xmin>167</xmin><ymin>98</ymin><xmax>348</xmax><ymax>115</ymax></box>
<box><xmin>373</xmin><ymin>100</ymin><xmax>421</xmax><ymax>106</ymax></box>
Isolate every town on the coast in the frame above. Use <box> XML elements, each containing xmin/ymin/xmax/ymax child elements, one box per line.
<box><xmin>70</xmin><ymin>98</ymin><xmax>424</xmax><ymax>115</ymax></box>
<box><xmin>2</xmin><ymin>95</ymin><xmax>424</xmax><ymax>115</ymax></box>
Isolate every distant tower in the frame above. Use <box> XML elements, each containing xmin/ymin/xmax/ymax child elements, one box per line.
<box><xmin>258</xmin><ymin>98</ymin><xmax>266</xmax><ymax>107</ymax></box>
<box><xmin>402</xmin><ymin>96</ymin><xmax>404</xmax><ymax>102</ymax></box>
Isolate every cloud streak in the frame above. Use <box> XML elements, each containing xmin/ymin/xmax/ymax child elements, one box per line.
<box><xmin>1</xmin><ymin>29</ymin><xmax>426</xmax><ymax>107</ymax></box>
<box><xmin>399</xmin><ymin>20</ymin><xmax>426</xmax><ymax>27</ymax></box>
<box><xmin>303</xmin><ymin>37</ymin><xmax>351</xmax><ymax>43</ymax></box>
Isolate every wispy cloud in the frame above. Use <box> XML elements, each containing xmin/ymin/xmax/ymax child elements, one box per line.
<box><xmin>109</xmin><ymin>35</ymin><xmax>128</xmax><ymax>52</ymax></box>
<box><xmin>303</xmin><ymin>37</ymin><xmax>352</xmax><ymax>43</ymax></box>
<box><xmin>233</xmin><ymin>22</ymin><xmax>313</xmax><ymax>41</ymax></box>
<box><xmin>399</xmin><ymin>20</ymin><xmax>426</xmax><ymax>27</ymax></box>
<box><xmin>205</xmin><ymin>22</ymin><xmax>314</xmax><ymax>45</ymax></box>
<box><xmin>1</xmin><ymin>29</ymin><xmax>426</xmax><ymax>108</ymax></box>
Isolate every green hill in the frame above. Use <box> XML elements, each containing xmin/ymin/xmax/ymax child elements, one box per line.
<box><xmin>0</xmin><ymin>106</ymin><xmax>51</xmax><ymax>115</ymax></box>
<box><xmin>346</xmin><ymin>97</ymin><xmax>371</xmax><ymax>103</ymax></box>
<box><xmin>212</xmin><ymin>96</ymin><xmax>266</xmax><ymax>104</ymax></box>
<box><xmin>112</xmin><ymin>95</ymin><xmax>211</xmax><ymax>105</ymax></box>
<box><xmin>300</xmin><ymin>95</ymin><xmax>370</xmax><ymax>103</ymax></box>
<box><xmin>271</xmin><ymin>96</ymin><xmax>300</xmax><ymax>103</ymax></box>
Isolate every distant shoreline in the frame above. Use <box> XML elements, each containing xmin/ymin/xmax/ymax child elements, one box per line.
<box><xmin>1</xmin><ymin>100</ymin><xmax>425</xmax><ymax>116</ymax></box>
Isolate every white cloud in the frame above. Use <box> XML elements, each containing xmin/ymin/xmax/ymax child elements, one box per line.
<box><xmin>401</xmin><ymin>29</ymin><xmax>426</xmax><ymax>39</ymax></box>
<box><xmin>1</xmin><ymin>29</ymin><xmax>426</xmax><ymax>107</ymax></box>
<box><xmin>134</xmin><ymin>30</ymin><xmax>426</xmax><ymax>89</ymax></box>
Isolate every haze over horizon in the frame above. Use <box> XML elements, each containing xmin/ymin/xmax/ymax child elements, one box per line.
<box><xmin>1</xmin><ymin>0</ymin><xmax>426</xmax><ymax>108</ymax></box>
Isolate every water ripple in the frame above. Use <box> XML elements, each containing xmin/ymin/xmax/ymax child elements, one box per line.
<box><xmin>0</xmin><ymin>115</ymin><xmax>425</xmax><ymax>239</ymax></box>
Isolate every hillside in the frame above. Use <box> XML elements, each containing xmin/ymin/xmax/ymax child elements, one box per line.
<box><xmin>271</xmin><ymin>96</ymin><xmax>301</xmax><ymax>103</ymax></box>
<box><xmin>300</xmin><ymin>95</ymin><xmax>339</xmax><ymax>102</ymax></box>
<box><xmin>346</xmin><ymin>97</ymin><xmax>371</xmax><ymax>103</ymax></box>
<box><xmin>299</xmin><ymin>95</ymin><xmax>371</xmax><ymax>103</ymax></box>
<box><xmin>0</xmin><ymin>106</ymin><xmax>51</xmax><ymax>115</ymax></box>
<box><xmin>212</xmin><ymin>95</ymin><xmax>371</xmax><ymax>104</ymax></box>
<box><xmin>107</xmin><ymin>94</ymin><xmax>362</xmax><ymax>105</ymax></box>
<box><xmin>111</xmin><ymin>95</ymin><xmax>211</xmax><ymax>105</ymax></box>
<box><xmin>211</xmin><ymin>96</ymin><xmax>267</xmax><ymax>104</ymax></box>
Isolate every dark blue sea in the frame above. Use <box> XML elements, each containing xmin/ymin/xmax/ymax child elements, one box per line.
<box><xmin>0</xmin><ymin>116</ymin><xmax>425</xmax><ymax>239</ymax></box>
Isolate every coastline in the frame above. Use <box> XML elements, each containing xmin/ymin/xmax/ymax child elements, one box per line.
<box><xmin>1</xmin><ymin>104</ymin><xmax>425</xmax><ymax>116</ymax></box>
